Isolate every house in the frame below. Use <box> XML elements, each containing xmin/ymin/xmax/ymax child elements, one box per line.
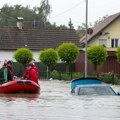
<box><xmin>0</xmin><ymin>22</ymin><xmax>80</xmax><ymax>68</ymax></box>
<box><xmin>76</xmin><ymin>12</ymin><xmax>120</xmax><ymax>74</ymax></box>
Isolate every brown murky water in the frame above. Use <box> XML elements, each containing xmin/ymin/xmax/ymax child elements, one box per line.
<box><xmin>0</xmin><ymin>80</ymin><xmax>120</xmax><ymax>120</ymax></box>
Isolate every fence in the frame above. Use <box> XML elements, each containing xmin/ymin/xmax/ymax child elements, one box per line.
<box><xmin>12</xmin><ymin>62</ymin><xmax>76</xmax><ymax>79</ymax></box>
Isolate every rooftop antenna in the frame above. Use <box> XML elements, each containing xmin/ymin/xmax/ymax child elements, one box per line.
<box><xmin>68</xmin><ymin>18</ymin><xmax>74</xmax><ymax>29</ymax></box>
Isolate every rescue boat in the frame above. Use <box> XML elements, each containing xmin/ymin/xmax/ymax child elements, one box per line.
<box><xmin>0</xmin><ymin>79</ymin><xmax>40</xmax><ymax>93</ymax></box>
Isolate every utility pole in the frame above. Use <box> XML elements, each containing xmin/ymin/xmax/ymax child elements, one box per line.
<box><xmin>85</xmin><ymin>0</ymin><xmax>88</xmax><ymax>77</ymax></box>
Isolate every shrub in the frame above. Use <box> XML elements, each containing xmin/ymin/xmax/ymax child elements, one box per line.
<box><xmin>99</xmin><ymin>72</ymin><xmax>119</xmax><ymax>84</ymax></box>
<box><xmin>72</xmin><ymin>72</ymin><xmax>84</xmax><ymax>79</ymax></box>
<box><xmin>50</xmin><ymin>71</ymin><xmax>84</xmax><ymax>80</ymax></box>
<box><xmin>50</xmin><ymin>70</ymin><xmax>60</xmax><ymax>80</ymax></box>
<box><xmin>61</xmin><ymin>73</ymin><xmax>71</xmax><ymax>81</ymax></box>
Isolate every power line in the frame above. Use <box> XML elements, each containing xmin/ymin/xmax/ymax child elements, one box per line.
<box><xmin>0</xmin><ymin>12</ymin><xmax>16</xmax><ymax>20</ymax></box>
<box><xmin>0</xmin><ymin>0</ymin><xmax>85</xmax><ymax>26</ymax></box>
<box><xmin>50</xmin><ymin>0</ymin><xmax>85</xmax><ymax>19</ymax></box>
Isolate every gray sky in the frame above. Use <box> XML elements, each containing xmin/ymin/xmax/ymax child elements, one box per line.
<box><xmin>1</xmin><ymin>0</ymin><xmax>120</xmax><ymax>28</ymax></box>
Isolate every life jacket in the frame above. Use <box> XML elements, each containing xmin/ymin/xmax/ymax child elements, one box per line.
<box><xmin>22</xmin><ymin>69</ymin><xmax>29</xmax><ymax>79</ymax></box>
<box><xmin>33</xmin><ymin>65</ymin><xmax>39</xmax><ymax>74</ymax></box>
<box><xmin>27</xmin><ymin>67</ymin><xmax>38</xmax><ymax>84</ymax></box>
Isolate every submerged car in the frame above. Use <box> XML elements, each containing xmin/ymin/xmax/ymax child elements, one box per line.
<box><xmin>71</xmin><ymin>78</ymin><xmax>119</xmax><ymax>96</ymax></box>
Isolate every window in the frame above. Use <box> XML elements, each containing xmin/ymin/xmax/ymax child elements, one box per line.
<box><xmin>99</xmin><ymin>39</ymin><xmax>107</xmax><ymax>47</ymax></box>
<box><xmin>111</xmin><ymin>39</ymin><xmax>118</xmax><ymax>48</ymax></box>
<box><xmin>78</xmin><ymin>86</ymin><xmax>116</xmax><ymax>95</ymax></box>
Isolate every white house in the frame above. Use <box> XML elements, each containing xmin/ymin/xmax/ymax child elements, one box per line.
<box><xmin>0</xmin><ymin>26</ymin><xmax>79</xmax><ymax>67</ymax></box>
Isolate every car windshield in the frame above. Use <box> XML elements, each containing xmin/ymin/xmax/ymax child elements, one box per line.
<box><xmin>78</xmin><ymin>86</ymin><xmax>116</xmax><ymax>95</ymax></box>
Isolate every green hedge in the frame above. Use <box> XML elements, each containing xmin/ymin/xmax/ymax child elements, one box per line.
<box><xmin>50</xmin><ymin>70</ymin><xmax>84</xmax><ymax>80</ymax></box>
<box><xmin>50</xmin><ymin>71</ymin><xmax>120</xmax><ymax>84</ymax></box>
<box><xmin>99</xmin><ymin>72</ymin><xmax>120</xmax><ymax>84</ymax></box>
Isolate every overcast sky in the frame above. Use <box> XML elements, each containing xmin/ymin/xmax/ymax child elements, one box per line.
<box><xmin>1</xmin><ymin>0</ymin><xmax>120</xmax><ymax>28</ymax></box>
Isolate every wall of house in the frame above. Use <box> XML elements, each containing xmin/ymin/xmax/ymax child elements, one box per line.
<box><xmin>88</xmin><ymin>16</ymin><xmax>120</xmax><ymax>49</ymax></box>
<box><xmin>0</xmin><ymin>50</ymin><xmax>40</xmax><ymax>68</ymax></box>
<box><xmin>0</xmin><ymin>50</ymin><xmax>15</xmax><ymax>67</ymax></box>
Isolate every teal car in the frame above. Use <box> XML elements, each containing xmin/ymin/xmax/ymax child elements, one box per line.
<box><xmin>71</xmin><ymin>78</ymin><xmax>118</xmax><ymax>96</ymax></box>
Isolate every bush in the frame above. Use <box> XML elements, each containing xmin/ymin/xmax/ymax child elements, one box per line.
<box><xmin>72</xmin><ymin>72</ymin><xmax>84</xmax><ymax>79</ymax></box>
<box><xmin>50</xmin><ymin>71</ymin><xmax>84</xmax><ymax>80</ymax></box>
<box><xmin>50</xmin><ymin>70</ymin><xmax>60</xmax><ymax>80</ymax></box>
<box><xmin>50</xmin><ymin>71</ymin><xmax>71</xmax><ymax>80</ymax></box>
<box><xmin>61</xmin><ymin>73</ymin><xmax>71</xmax><ymax>81</ymax></box>
<box><xmin>99</xmin><ymin>72</ymin><xmax>119</xmax><ymax>84</ymax></box>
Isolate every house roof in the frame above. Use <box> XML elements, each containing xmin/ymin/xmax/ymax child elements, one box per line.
<box><xmin>80</xmin><ymin>12</ymin><xmax>120</xmax><ymax>44</ymax></box>
<box><xmin>0</xmin><ymin>27</ymin><xmax>80</xmax><ymax>50</ymax></box>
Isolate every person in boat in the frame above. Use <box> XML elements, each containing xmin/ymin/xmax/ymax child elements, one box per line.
<box><xmin>22</xmin><ymin>63</ymin><xmax>39</xmax><ymax>84</ymax></box>
<box><xmin>3</xmin><ymin>59</ymin><xmax>7</xmax><ymax>67</ymax></box>
<box><xmin>3</xmin><ymin>60</ymin><xmax>14</xmax><ymax>83</ymax></box>
<box><xmin>22</xmin><ymin>60</ymin><xmax>39</xmax><ymax>78</ymax></box>
<box><xmin>29</xmin><ymin>59</ymin><xmax>38</xmax><ymax>74</ymax></box>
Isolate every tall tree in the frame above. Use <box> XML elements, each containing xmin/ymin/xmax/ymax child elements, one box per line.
<box><xmin>87</xmin><ymin>45</ymin><xmax>108</xmax><ymax>78</ymax></box>
<box><xmin>39</xmin><ymin>48</ymin><xmax>58</xmax><ymax>72</ymax></box>
<box><xmin>76</xmin><ymin>23</ymin><xmax>86</xmax><ymax>39</ymax></box>
<box><xmin>57</xmin><ymin>43</ymin><xmax>79</xmax><ymax>73</ymax></box>
<box><xmin>76</xmin><ymin>15</ymin><xmax>108</xmax><ymax>39</ymax></box>
<box><xmin>0</xmin><ymin>0</ymin><xmax>51</xmax><ymax>28</ymax></box>
<box><xmin>89</xmin><ymin>15</ymin><xmax>108</xmax><ymax>27</ymax></box>
<box><xmin>14</xmin><ymin>48</ymin><xmax>33</xmax><ymax>65</ymax></box>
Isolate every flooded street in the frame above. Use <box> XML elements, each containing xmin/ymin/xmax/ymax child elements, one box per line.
<box><xmin>0</xmin><ymin>80</ymin><xmax>120</xmax><ymax>120</ymax></box>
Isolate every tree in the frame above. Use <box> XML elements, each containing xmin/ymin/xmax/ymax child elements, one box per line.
<box><xmin>76</xmin><ymin>15</ymin><xmax>108</xmax><ymax>39</ymax></box>
<box><xmin>116</xmin><ymin>47</ymin><xmax>120</xmax><ymax>63</ymax></box>
<box><xmin>39</xmin><ymin>48</ymin><xmax>58</xmax><ymax>72</ymax></box>
<box><xmin>89</xmin><ymin>15</ymin><xmax>108</xmax><ymax>27</ymax></box>
<box><xmin>76</xmin><ymin>23</ymin><xmax>86</xmax><ymax>39</ymax></box>
<box><xmin>57</xmin><ymin>43</ymin><xmax>79</xmax><ymax>72</ymax></box>
<box><xmin>87</xmin><ymin>45</ymin><xmax>108</xmax><ymax>77</ymax></box>
<box><xmin>14</xmin><ymin>48</ymin><xmax>33</xmax><ymax>65</ymax></box>
<box><xmin>0</xmin><ymin>0</ymin><xmax>51</xmax><ymax>28</ymax></box>
<box><xmin>0</xmin><ymin>1</ymin><xmax>69</xmax><ymax>29</ymax></box>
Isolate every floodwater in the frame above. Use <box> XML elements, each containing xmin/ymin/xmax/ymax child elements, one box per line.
<box><xmin>0</xmin><ymin>80</ymin><xmax>120</xmax><ymax>120</ymax></box>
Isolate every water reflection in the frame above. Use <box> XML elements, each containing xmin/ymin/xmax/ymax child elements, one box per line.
<box><xmin>0</xmin><ymin>80</ymin><xmax>120</xmax><ymax>120</ymax></box>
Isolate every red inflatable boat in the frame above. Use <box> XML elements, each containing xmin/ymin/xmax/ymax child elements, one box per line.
<box><xmin>0</xmin><ymin>79</ymin><xmax>40</xmax><ymax>93</ymax></box>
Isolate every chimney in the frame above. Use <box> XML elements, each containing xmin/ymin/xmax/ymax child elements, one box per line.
<box><xmin>16</xmin><ymin>17</ymin><xmax>23</xmax><ymax>29</ymax></box>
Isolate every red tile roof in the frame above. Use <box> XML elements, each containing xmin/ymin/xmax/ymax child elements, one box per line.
<box><xmin>0</xmin><ymin>27</ymin><xmax>80</xmax><ymax>50</ymax></box>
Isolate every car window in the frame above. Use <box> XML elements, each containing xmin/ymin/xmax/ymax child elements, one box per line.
<box><xmin>78</xmin><ymin>86</ymin><xmax>116</xmax><ymax>95</ymax></box>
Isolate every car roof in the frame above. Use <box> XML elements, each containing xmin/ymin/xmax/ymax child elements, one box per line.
<box><xmin>71</xmin><ymin>77</ymin><xmax>103</xmax><ymax>90</ymax></box>
<box><xmin>76</xmin><ymin>84</ymin><xmax>110</xmax><ymax>88</ymax></box>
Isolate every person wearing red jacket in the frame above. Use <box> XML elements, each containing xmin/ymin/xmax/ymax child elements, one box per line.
<box><xmin>22</xmin><ymin>64</ymin><xmax>39</xmax><ymax>84</ymax></box>
<box><xmin>29</xmin><ymin>61</ymin><xmax>39</xmax><ymax>73</ymax></box>
<box><xmin>29</xmin><ymin>60</ymin><xmax>39</xmax><ymax>74</ymax></box>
